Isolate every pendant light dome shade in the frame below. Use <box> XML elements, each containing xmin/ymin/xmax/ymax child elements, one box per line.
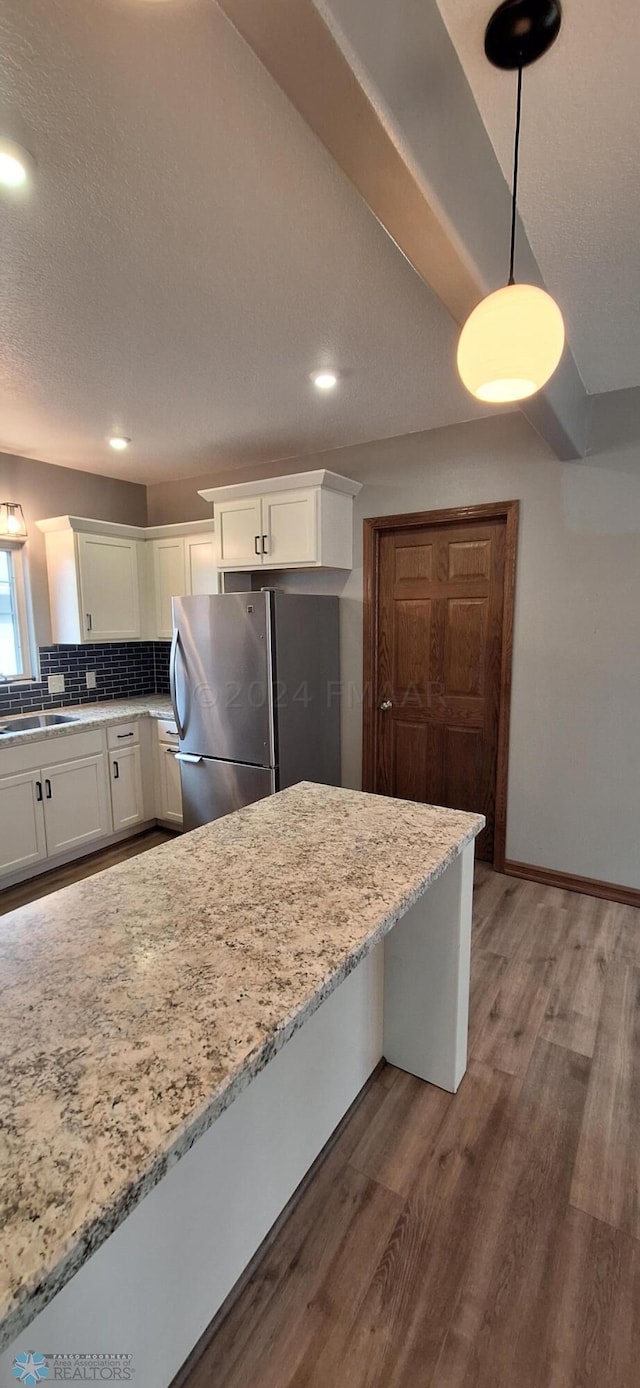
<box><xmin>457</xmin><ymin>282</ymin><xmax>565</xmax><ymax>403</ymax></box>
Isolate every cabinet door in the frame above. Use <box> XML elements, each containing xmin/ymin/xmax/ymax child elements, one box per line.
<box><xmin>158</xmin><ymin>744</ymin><xmax>183</xmax><ymax>825</ymax></box>
<box><xmin>0</xmin><ymin>770</ymin><xmax>47</xmax><ymax>878</ymax></box>
<box><xmin>110</xmin><ymin>745</ymin><xmax>144</xmax><ymax>831</ymax></box>
<box><xmin>215</xmin><ymin>498</ymin><xmax>263</xmax><ymax>568</ymax></box>
<box><xmin>261</xmin><ymin>488</ymin><xmax>318</xmax><ymax>566</ymax></box>
<box><xmin>77</xmin><ymin>534</ymin><xmax>142</xmax><ymax>640</ymax></box>
<box><xmin>44</xmin><ymin>754</ymin><xmax>112</xmax><ymax>856</ymax></box>
<box><xmin>185</xmin><ymin>534</ymin><xmax>218</xmax><ymax>595</ymax></box>
<box><xmin>152</xmin><ymin>538</ymin><xmax>187</xmax><ymax>639</ymax></box>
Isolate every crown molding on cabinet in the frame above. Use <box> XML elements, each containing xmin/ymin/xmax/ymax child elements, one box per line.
<box><xmin>36</xmin><ymin>516</ymin><xmax>216</xmax><ymax>540</ymax></box>
<box><xmin>198</xmin><ymin>469</ymin><xmax>362</xmax><ymax>504</ymax></box>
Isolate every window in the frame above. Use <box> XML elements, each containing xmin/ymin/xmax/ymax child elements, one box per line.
<box><xmin>0</xmin><ymin>544</ymin><xmax>34</xmax><ymax>681</ymax></box>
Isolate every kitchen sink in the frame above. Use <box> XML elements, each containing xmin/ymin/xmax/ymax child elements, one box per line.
<box><xmin>0</xmin><ymin>713</ymin><xmax>81</xmax><ymax>734</ymax></box>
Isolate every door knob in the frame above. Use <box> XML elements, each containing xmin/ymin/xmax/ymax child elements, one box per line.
<box><xmin>379</xmin><ymin>699</ymin><xmax>393</xmax><ymax>711</ymax></box>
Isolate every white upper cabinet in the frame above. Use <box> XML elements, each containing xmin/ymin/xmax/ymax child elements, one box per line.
<box><xmin>38</xmin><ymin>518</ymin><xmax>143</xmax><ymax>644</ymax></box>
<box><xmin>152</xmin><ymin>537</ymin><xmax>187</xmax><ymax>640</ymax></box>
<box><xmin>36</xmin><ymin>521</ymin><xmax>144</xmax><ymax>644</ymax></box>
<box><xmin>152</xmin><ymin>533</ymin><xmax>218</xmax><ymax>637</ymax></box>
<box><xmin>185</xmin><ymin>534</ymin><xmax>218</xmax><ymax>596</ymax></box>
<box><xmin>38</xmin><ymin>517</ymin><xmax>218</xmax><ymax>643</ymax></box>
<box><xmin>199</xmin><ymin>471</ymin><xmax>361</xmax><ymax>572</ymax></box>
<box><xmin>78</xmin><ymin>533</ymin><xmax>142</xmax><ymax>641</ymax></box>
<box><xmin>215</xmin><ymin>497</ymin><xmax>264</xmax><ymax>568</ymax></box>
<box><xmin>261</xmin><ymin>488</ymin><xmax>317</xmax><ymax>566</ymax></box>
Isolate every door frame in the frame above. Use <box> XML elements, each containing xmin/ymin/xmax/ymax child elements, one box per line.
<box><xmin>362</xmin><ymin>500</ymin><xmax>519</xmax><ymax>871</ymax></box>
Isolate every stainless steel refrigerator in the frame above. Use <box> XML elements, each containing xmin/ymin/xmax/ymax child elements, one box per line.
<box><xmin>170</xmin><ymin>590</ymin><xmax>340</xmax><ymax>830</ymax></box>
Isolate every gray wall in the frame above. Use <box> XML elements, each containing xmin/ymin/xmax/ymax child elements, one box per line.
<box><xmin>147</xmin><ymin>410</ymin><xmax>640</xmax><ymax>890</ymax></box>
<box><xmin>0</xmin><ymin>452</ymin><xmax>147</xmax><ymax>646</ymax></box>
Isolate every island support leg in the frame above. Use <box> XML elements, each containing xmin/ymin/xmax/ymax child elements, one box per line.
<box><xmin>383</xmin><ymin>842</ymin><xmax>474</xmax><ymax>1093</ymax></box>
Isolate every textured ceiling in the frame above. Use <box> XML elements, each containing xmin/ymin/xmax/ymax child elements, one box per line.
<box><xmin>0</xmin><ymin>0</ymin><xmax>487</xmax><ymax>484</ymax></box>
<box><xmin>436</xmin><ymin>0</ymin><xmax>640</xmax><ymax>395</ymax></box>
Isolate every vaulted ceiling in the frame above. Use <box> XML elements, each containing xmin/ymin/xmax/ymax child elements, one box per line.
<box><xmin>0</xmin><ymin>0</ymin><xmax>637</xmax><ymax>484</ymax></box>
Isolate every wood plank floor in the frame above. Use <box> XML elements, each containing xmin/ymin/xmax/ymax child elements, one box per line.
<box><xmin>0</xmin><ymin>829</ymin><xmax>175</xmax><ymax>914</ymax></box>
<box><xmin>180</xmin><ymin>864</ymin><xmax>640</xmax><ymax>1388</ymax></box>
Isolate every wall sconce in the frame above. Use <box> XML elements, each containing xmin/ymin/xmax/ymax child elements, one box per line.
<box><xmin>0</xmin><ymin>503</ymin><xmax>27</xmax><ymax>539</ymax></box>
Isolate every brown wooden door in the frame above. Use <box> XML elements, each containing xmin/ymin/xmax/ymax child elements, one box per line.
<box><xmin>370</xmin><ymin>517</ymin><xmax>509</xmax><ymax>861</ymax></box>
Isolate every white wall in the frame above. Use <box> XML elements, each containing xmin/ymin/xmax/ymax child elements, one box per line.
<box><xmin>149</xmin><ymin>407</ymin><xmax>640</xmax><ymax>891</ymax></box>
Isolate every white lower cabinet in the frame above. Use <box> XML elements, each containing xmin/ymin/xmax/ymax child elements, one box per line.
<box><xmin>42</xmin><ymin>755</ymin><xmax>112</xmax><ymax>856</ymax></box>
<box><xmin>0</xmin><ymin>715</ymin><xmax>181</xmax><ymax>888</ymax></box>
<box><xmin>158</xmin><ymin>742</ymin><xmax>183</xmax><ymax>826</ymax></box>
<box><xmin>110</xmin><ymin>744</ymin><xmax>144</xmax><ymax>832</ymax></box>
<box><xmin>0</xmin><ymin>770</ymin><xmax>48</xmax><ymax>877</ymax></box>
<box><xmin>0</xmin><ymin>751</ymin><xmax>111</xmax><ymax>877</ymax></box>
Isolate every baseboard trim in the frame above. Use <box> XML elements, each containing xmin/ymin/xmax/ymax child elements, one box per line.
<box><xmin>0</xmin><ymin>820</ymin><xmax>179</xmax><ymax>894</ymax></box>
<box><xmin>503</xmin><ymin>859</ymin><xmax>640</xmax><ymax>908</ymax></box>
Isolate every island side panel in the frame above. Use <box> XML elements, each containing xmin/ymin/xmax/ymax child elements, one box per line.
<box><xmin>383</xmin><ymin>842</ymin><xmax>474</xmax><ymax>1093</ymax></box>
<box><xmin>0</xmin><ymin>948</ymin><xmax>384</xmax><ymax>1388</ymax></box>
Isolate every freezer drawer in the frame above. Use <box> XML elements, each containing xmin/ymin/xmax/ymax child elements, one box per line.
<box><xmin>177</xmin><ymin>754</ymin><xmax>276</xmax><ymax>831</ymax></box>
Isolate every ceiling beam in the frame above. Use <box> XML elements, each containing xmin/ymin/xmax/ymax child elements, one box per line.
<box><xmin>215</xmin><ymin>0</ymin><xmax>588</xmax><ymax>460</ymax></box>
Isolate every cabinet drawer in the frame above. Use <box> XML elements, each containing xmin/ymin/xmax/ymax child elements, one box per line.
<box><xmin>156</xmin><ymin>717</ymin><xmax>179</xmax><ymax>744</ymax></box>
<box><xmin>0</xmin><ymin>728</ymin><xmax>105</xmax><ymax>776</ymax></box>
<box><xmin>107</xmin><ymin>721</ymin><xmax>140</xmax><ymax>749</ymax></box>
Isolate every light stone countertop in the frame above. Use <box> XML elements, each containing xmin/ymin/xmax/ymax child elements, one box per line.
<box><xmin>0</xmin><ymin>696</ymin><xmax>174</xmax><ymax>748</ymax></box>
<box><xmin>0</xmin><ymin>781</ymin><xmax>484</xmax><ymax>1350</ymax></box>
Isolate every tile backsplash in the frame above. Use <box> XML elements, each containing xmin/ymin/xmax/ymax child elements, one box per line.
<box><xmin>0</xmin><ymin>642</ymin><xmax>171</xmax><ymax>716</ymax></box>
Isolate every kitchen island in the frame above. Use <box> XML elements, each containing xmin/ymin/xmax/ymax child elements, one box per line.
<box><xmin>0</xmin><ymin>782</ymin><xmax>483</xmax><ymax>1386</ymax></box>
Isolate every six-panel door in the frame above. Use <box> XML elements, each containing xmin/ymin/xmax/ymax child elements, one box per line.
<box><xmin>374</xmin><ymin>521</ymin><xmax>506</xmax><ymax>860</ymax></box>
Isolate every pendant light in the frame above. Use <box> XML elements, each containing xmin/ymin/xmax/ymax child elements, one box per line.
<box><xmin>457</xmin><ymin>0</ymin><xmax>565</xmax><ymax>404</ymax></box>
<box><xmin>0</xmin><ymin>503</ymin><xmax>27</xmax><ymax>539</ymax></box>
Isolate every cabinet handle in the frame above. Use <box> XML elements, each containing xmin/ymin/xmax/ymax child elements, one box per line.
<box><xmin>86</xmin><ymin>613</ymin><xmax>92</xmax><ymax>632</ymax></box>
<box><xmin>254</xmin><ymin>535</ymin><xmax>260</xmax><ymax>556</ymax></box>
<box><xmin>36</xmin><ymin>780</ymin><xmax>43</xmax><ymax>802</ymax></box>
<box><xmin>113</xmin><ymin>760</ymin><xmax>119</xmax><ymax>779</ymax></box>
<box><xmin>117</xmin><ymin>732</ymin><xmax>134</xmax><ymax>739</ymax></box>
<box><xmin>45</xmin><ymin>779</ymin><xmax>52</xmax><ymax>799</ymax></box>
<box><xmin>262</xmin><ymin>534</ymin><xmax>268</xmax><ymax>554</ymax></box>
<box><xmin>165</xmin><ymin>746</ymin><xmax>177</xmax><ymax>755</ymax></box>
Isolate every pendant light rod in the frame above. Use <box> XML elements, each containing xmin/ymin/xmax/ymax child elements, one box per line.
<box><xmin>508</xmin><ymin>64</ymin><xmax>523</xmax><ymax>285</ymax></box>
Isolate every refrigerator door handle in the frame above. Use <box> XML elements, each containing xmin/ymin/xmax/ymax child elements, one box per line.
<box><xmin>175</xmin><ymin>753</ymin><xmax>203</xmax><ymax>764</ymax></box>
<box><xmin>169</xmin><ymin>628</ymin><xmax>187</xmax><ymax>739</ymax></box>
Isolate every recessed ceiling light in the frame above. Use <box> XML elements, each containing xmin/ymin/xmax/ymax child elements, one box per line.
<box><xmin>108</xmin><ymin>436</ymin><xmax>131</xmax><ymax>452</ymax></box>
<box><xmin>312</xmin><ymin>372</ymin><xmax>338</xmax><ymax>391</ymax></box>
<box><xmin>0</xmin><ymin>138</ymin><xmax>32</xmax><ymax>190</ymax></box>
